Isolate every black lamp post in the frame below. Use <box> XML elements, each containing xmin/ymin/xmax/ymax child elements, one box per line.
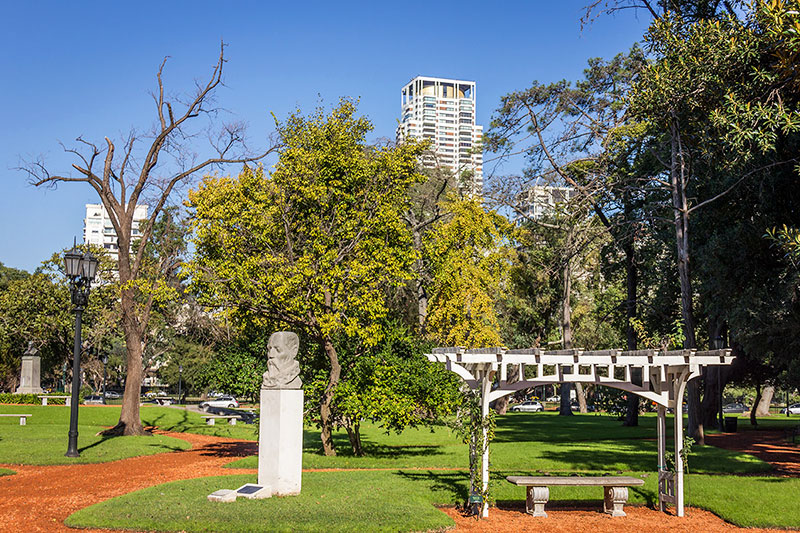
<box><xmin>64</xmin><ymin>246</ymin><xmax>99</xmax><ymax>458</ymax></box>
<box><xmin>178</xmin><ymin>364</ymin><xmax>183</xmax><ymax>405</ymax></box>
<box><xmin>101</xmin><ymin>351</ymin><xmax>109</xmax><ymax>405</ymax></box>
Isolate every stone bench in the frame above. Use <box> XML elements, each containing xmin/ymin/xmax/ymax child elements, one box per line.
<box><xmin>201</xmin><ymin>415</ymin><xmax>240</xmax><ymax>426</ymax></box>
<box><xmin>37</xmin><ymin>395</ymin><xmax>71</xmax><ymax>406</ymax></box>
<box><xmin>0</xmin><ymin>414</ymin><xmax>32</xmax><ymax>425</ymax></box>
<box><xmin>506</xmin><ymin>475</ymin><xmax>645</xmax><ymax>517</ymax></box>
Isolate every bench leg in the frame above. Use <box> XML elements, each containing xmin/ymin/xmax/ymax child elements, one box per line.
<box><xmin>526</xmin><ymin>486</ymin><xmax>549</xmax><ymax>517</ymax></box>
<box><xmin>41</xmin><ymin>398</ymin><xmax>48</xmax><ymax>406</ymax></box>
<box><xmin>228</xmin><ymin>418</ymin><xmax>236</xmax><ymax>425</ymax></box>
<box><xmin>604</xmin><ymin>486</ymin><xmax>629</xmax><ymax>517</ymax></box>
<box><xmin>19</xmin><ymin>417</ymin><xmax>26</xmax><ymax>426</ymax></box>
<box><xmin>206</xmin><ymin>418</ymin><xmax>215</xmax><ymax>426</ymax></box>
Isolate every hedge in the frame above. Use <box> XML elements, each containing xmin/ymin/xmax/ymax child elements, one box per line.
<box><xmin>0</xmin><ymin>393</ymin><xmax>68</xmax><ymax>405</ymax></box>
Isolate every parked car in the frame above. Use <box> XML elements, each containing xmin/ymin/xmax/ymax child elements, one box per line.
<box><xmin>83</xmin><ymin>394</ymin><xmax>104</xmax><ymax>404</ymax></box>
<box><xmin>545</xmin><ymin>396</ymin><xmax>560</xmax><ymax>402</ymax></box>
<box><xmin>780</xmin><ymin>403</ymin><xmax>800</xmax><ymax>415</ymax></box>
<box><xmin>511</xmin><ymin>400</ymin><xmax>543</xmax><ymax>412</ymax></box>
<box><xmin>570</xmin><ymin>402</ymin><xmax>597</xmax><ymax>412</ymax></box>
<box><xmin>104</xmin><ymin>390</ymin><xmax>121</xmax><ymax>399</ymax></box>
<box><xmin>722</xmin><ymin>402</ymin><xmax>748</xmax><ymax>414</ymax></box>
<box><xmin>200</xmin><ymin>395</ymin><xmax>239</xmax><ymax>410</ymax></box>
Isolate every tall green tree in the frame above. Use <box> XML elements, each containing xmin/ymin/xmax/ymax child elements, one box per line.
<box><xmin>186</xmin><ymin>100</ymin><xmax>425</xmax><ymax>456</ymax></box>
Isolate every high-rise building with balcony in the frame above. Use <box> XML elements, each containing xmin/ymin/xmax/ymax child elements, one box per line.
<box><xmin>396</xmin><ymin>76</ymin><xmax>484</xmax><ymax>195</ymax></box>
<box><xmin>83</xmin><ymin>203</ymin><xmax>148</xmax><ymax>262</ymax></box>
<box><xmin>515</xmin><ymin>185</ymin><xmax>579</xmax><ymax>220</ymax></box>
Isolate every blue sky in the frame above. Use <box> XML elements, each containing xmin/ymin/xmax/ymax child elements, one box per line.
<box><xmin>0</xmin><ymin>1</ymin><xmax>650</xmax><ymax>272</ymax></box>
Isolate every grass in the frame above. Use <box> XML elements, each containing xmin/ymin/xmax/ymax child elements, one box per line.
<box><xmin>64</xmin><ymin>470</ymin><xmax>800</xmax><ymax>532</ymax></box>
<box><xmin>26</xmin><ymin>406</ymin><xmax>797</xmax><ymax>531</ymax></box>
<box><xmin>224</xmin><ymin>412</ymin><xmax>770</xmax><ymax>474</ymax></box>
<box><xmin>0</xmin><ymin>404</ymin><xmax>190</xmax><ymax>464</ymax></box>
<box><xmin>685</xmin><ymin>475</ymin><xmax>800</xmax><ymax>528</ymax></box>
<box><xmin>65</xmin><ymin>472</ymin><xmax>456</xmax><ymax>533</ymax></box>
<box><xmin>0</xmin><ymin>467</ymin><xmax>14</xmax><ymax>476</ymax></box>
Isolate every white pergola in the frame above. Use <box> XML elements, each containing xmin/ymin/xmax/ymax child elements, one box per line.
<box><xmin>426</xmin><ymin>346</ymin><xmax>735</xmax><ymax>517</ymax></box>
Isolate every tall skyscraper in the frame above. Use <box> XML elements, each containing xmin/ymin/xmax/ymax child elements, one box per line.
<box><xmin>396</xmin><ymin>76</ymin><xmax>484</xmax><ymax>195</ymax></box>
<box><xmin>83</xmin><ymin>203</ymin><xmax>148</xmax><ymax>262</ymax></box>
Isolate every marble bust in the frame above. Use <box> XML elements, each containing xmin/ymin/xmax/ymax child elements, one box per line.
<box><xmin>262</xmin><ymin>331</ymin><xmax>302</xmax><ymax>389</ymax></box>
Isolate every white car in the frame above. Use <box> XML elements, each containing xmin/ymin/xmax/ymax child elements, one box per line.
<box><xmin>546</xmin><ymin>396</ymin><xmax>560</xmax><ymax>402</ymax></box>
<box><xmin>780</xmin><ymin>403</ymin><xmax>800</xmax><ymax>415</ymax></box>
<box><xmin>511</xmin><ymin>400</ymin><xmax>544</xmax><ymax>412</ymax></box>
<box><xmin>200</xmin><ymin>395</ymin><xmax>239</xmax><ymax>410</ymax></box>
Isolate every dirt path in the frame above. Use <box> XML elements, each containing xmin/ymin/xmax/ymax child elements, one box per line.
<box><xmin>0</xmin><ymin>428</ymin><xmax>796</xmax><ymax>532</ymax></box>
<box><xmin>706</xmin><ymin>428</ymin><xmax>800</xmax><ymax>475</ymax></box>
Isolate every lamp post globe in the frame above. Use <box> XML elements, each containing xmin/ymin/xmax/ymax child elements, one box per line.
<box><xmin>64</xmin><ymin>247</ymin><xmax>83</xmax><ymax>278</ymax></box>
<box><xmin>64</xmin><ymin>246</ymin><xmax>99</xmax><ymax>458</ymax></box>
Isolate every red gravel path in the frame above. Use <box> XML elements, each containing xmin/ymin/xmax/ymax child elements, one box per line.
<box><xmin>0</xmin><ymin>428</ymin><xmax>797</xmax><ymax>532</ymax></box>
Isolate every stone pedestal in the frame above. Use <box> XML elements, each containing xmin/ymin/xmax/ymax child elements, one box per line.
<box><xmin>16</xmin><ymin>355</ymin><xmax>43</xmax><ymax>394</ymax></box>
<box><xmin>258</xmin><ymin>388</ymin><xmax>303</xmax><ymax>496</ymax></box>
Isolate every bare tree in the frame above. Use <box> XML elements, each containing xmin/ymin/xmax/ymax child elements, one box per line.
<box><xmin>24</xmin><ymin>43</ymin><xmax>276</xmax><ymax>435</ymax></box>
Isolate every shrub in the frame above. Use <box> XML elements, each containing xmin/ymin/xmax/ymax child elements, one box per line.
<box><xmin>0</xmin><ymin>392</ymin><xmax>67</xmax><ymax>405</ymax></box>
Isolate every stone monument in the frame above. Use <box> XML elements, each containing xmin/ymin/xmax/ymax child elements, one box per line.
<box><xmin>258</xmin><ymin>331</ymin><xmax>303</xmax><ymax>496</ymax></box>
<box><xmin>16</xmin><ymin>342</ymin><xmax>43</xmax><ymax>394</ymax></box>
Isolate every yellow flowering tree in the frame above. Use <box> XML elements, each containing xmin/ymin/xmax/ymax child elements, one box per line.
<box><xmin>185</xmin><ymin>100</ymin><xmax>425</xmax><ymax>455</ymax></box>
<box><xmin>424</xmin><ymin>197</ymin><xmax>514</xmax><ymax>348</ymax></box>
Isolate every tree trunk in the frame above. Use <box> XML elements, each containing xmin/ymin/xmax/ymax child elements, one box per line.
<box><xmin>559</xmin><ymin>255</ymin><xmax>574</xmax><ymax>416</ymax></box>
<box><xmin>345</xmin><ymin>419</ymin><xmax>363</xmax><ymax>456</ymax></box>
<box><xmin>756</xmin><ymin>386</ymin><xmax>774</xmax><ymax>417</ymax></box>
<box><xmin>669</xmin><ymin>118</ymin><xmax>703</xmax><ymax>445</ymax></box>
<box><xmin>319</xmin><ymin>335</ymin><xmax>341</xmax><ymax>456</ymax></box>
<box><xmin>701</xmin><ymin>367</ymin><xmax>722</xmax><ymax>429</ymax></box>
<box><xmin>102</xmin><ymin>273</ymin><xmax>148</xmax><ymax>436</ymax></box>
<box><xmin>623</xmin><ymin>235</ymin><xmax>640</xmax><ymax>426</ymax></box>
<box><xmin>750</xmin><ymin>383</ymin><xmax>761</xmax><ymax>427</ymax></box>
<box><xmin>575</xmin><ymin>383</ymin><xmax>587</xmax><ymax>413</ymax></box>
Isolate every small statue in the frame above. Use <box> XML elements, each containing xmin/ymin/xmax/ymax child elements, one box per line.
<box><xmin>24</xmin><ymin>341</ymin><xmax>38</xmax><ymax>356</ymax></box>
<box><xmin>262</xmin><ymin>331</ymin><xmax>302</xmax><ymax>389</ymax></box>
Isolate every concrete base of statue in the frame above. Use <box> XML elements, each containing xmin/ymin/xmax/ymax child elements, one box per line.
<box><xmin>15</xmin><ymin>355</ymin><xmax>43</xmax><ymax>394</ymax></box>
<box><xmin>258</xmin><ymin>388</ymin><xmax>303</xmax><ymax>496</ymax></box>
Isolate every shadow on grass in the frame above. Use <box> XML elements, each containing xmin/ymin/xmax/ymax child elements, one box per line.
<box><xmin>142</xmin><ymin>410</ymin><xmax>191</xmax><ymax>431</ymax></box>
<box><xmin>394</xmin><ymin>470</ymin><xmax>468</xmax><ymax>502</ymax></box>
<box><xmin>300</xmin><ymin>428</ymin><xmax>445</xmax><ymax>459</ymax></box>
<box><xmin>631</xmin><ymin>485</ymin><xmax>658</xmax><ymax>507</ymax></box>
<box><xmin>493</xmin><ymin>413</ymin><xmax>663</xmax><ymax>444</ymax></box>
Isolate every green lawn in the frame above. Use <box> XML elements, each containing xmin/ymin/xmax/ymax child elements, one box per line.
<box><xmin>64</xmin><ymin>470</ymin><xmax>800</xmax><ymax>532</ymax></box>
<box><xmin>223</xmin><ymin>412</ymin><xmax>769</xmax><ymax>474</ymax></box>
<box><xmin>0</xmin><ymin>404</ymin><xmax>191</xmax><ymax>464</ymax></box>
<box><xmin>65</xmin><ymin>472</ymin><xmax>456</xmax><ymax>533</ymax></box>
<box><xmin>0</xmin><ymin>467</ymin><xmax>14</xmax><ymax>476</ymax></box>
<box><xmin>14</xmin><ymin>406</ymin><xmax>793</xmax><ymax>531</ymax></box>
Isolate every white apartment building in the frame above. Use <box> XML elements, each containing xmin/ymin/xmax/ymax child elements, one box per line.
<box><xmin>396</xmin><ymin>76</ymin><xmax>484</xmax><ymax>195</ymax></box>
<box><xmin>83</xmin><ymin>203</ymin><xmax>148</xmax><ymax>261</ymax></box>
<box><xmin>516</xmin><ymin>185</ymin><xmax>579</xmax><ymax>220</ymax></box>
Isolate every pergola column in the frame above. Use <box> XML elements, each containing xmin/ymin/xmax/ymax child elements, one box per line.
<box><xmin>480</xmin><ymin>370</ymin><xmax>492</xmax><ymax>518</ymax></box>
<box><xmin>657</xmin><ymin>405</ymin><xmax>667</xmax><ymax>512</ymax></box>
<box><xmin>673</xmin><ymin>370</ymin><xmax>690</xmax><ymax>517</ymax></box>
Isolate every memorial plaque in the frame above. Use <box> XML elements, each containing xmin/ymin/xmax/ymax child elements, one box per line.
<box><xmin>235</xmin><ymin>483</ymin><xmax>272</xmax><ymax>499</ymax></box>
